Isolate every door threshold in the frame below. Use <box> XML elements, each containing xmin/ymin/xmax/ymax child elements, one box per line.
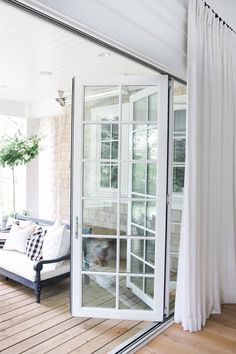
<box><xmin>108</xmin><ymin>315</ymin><xmax>174</xmax><ymax>354</ymax></box>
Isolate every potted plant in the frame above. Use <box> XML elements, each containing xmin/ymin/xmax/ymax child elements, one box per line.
<box><xmin>0</xmin><ymin>132</ymin><xmax>40</xmax><ymax>215</ymax></box>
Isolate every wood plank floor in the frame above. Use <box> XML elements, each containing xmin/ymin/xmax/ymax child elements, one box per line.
<box><xmin>0</xmin><ymin>275</ymin><xmax>149</xmax><ymax>354</ymax></box>
<box><xmin>137</xmin><ymin>304</ymin><xmax>236</xmax><ymax>354</ymax></box>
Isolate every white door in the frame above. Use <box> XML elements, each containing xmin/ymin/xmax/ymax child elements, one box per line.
<box><xmin>71</xmin><ymin>75</ymin><xmax>168</xmax><ymax>321</ymax></box>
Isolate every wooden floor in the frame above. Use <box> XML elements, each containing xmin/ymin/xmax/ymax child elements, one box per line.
<box><xmin>0</xmin><ymin>275</ymin><xmax>149</xmax><ymax>354</ymax></box>
<box><xmin>137</xmin><ymin>304</ymin><xmax>236</xmax><ymax>354</ymax></box>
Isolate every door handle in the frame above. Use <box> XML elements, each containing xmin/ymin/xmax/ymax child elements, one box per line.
<box><xmin>75</xmin><ymin>216</ymin><xmax>79</xmax><ymax>239</ymax></box>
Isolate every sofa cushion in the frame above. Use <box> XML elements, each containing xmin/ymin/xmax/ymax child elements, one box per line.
<box><xmin>26</xmin><ymin>226</ymin><xmax>46</xmax><ymax>261</ymax></box>
<box><xmin>3</xmin><ymin>224</ymin><xmax>36</xmax><ymax>253</ymax></box>
<box><xmin>6</xmin><ymin>217</ymin><xmax>33</xmax><ymax>229</ymax></box>
<box><xmin>0</xmin><ymin>249</ymin><xmax>70</xmax><ymax>282</ymax></box>
<box><xmin>42</xmin><ymin>223</ymin><xmax>70</xmax><ymax>269</ymax></box>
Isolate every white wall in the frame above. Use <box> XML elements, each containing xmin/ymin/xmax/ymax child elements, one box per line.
<box><xmin>21</xmin><ymin>0</ymin><xmax>188</xmax><ymax>81</ymax></box>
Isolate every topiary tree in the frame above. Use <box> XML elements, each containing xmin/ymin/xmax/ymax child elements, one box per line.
<box><xmin>0</xmin><ymin>133</ymin><xmax>40</xmax><ymax>215</ymax></box>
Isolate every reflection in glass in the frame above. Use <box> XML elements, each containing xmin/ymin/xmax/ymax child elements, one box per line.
<box><xmin>148</xmin><ymin>93</ymin><xmax>158</xmax><ymax>122</ymax></box>
<box><xmin>132</xmin><ymin>164</ymin><xmax>145</xmax><ymax>194</ymax></box>
<box><xmin>147</xmin><ymin>126</ymin><xmax>157</xmax><ymax>160</ymax></box>
<box><xmin>100</xmin><ymin>164</ymin><xmax>110</xmax><ymax>188</ymax></box>
<box><xmin>147</xmin><ymin>163</ymin><xmax>156</xmax><ymax>196</ymax></box>
<box><xmin>82</xmin><ymin>238</ymin><xmax>116</xmax><ymax>272</ymax></box>
<box><xmin>133</xmin><ymin>127</ymin><xmax>146</xmax><ymax>160</ymax></box>
<box><xmin>131</xmin><ymin>276</ymin><xmax>143</xmax><ymax>290</ymax></box>
<box><xmin>133</xmin><ymin>97</ymin><xmax>147</xmax><ymax>121</ymax></box>
<box><xmin>84</xmin><ymin>86</ymin><xmax>119</xmax><ymax>121</ymax></box>
<box><xmin>111</xmin><ymin>141</ymin><xmax>118</xmax><ymax>159</ymax></box>
<box><xmin>111</xmin><ymin>165</ymin><xmax>118</xmax><ymax>188</ymax></box>
<box><xmin>173</xmin><ymin>166</ymin><xmax>185</xmax><ymax>193</ymax></box>
<box><xmin>146</xmin><ymin>240</ymin><xmax>155</xmax><ymax>265</ymax></box>
<box><xmin>174</xmin><ymin>138</ymin><xmax>186</xmax><ymax>163</ymax></box>
<box><xmin>101</xmin><ymin>124</ymin><xmax>111</xmax><ymax>140</ymax></box>
<box><xmin>82</xmin><ymin>275</ymin><xmax>116</xmax><ymax>308</ymax></box>
<box><xmin>131</xmin><ymin>239</ymin><xmax>144</xmax><ymax>258</ymax></box>
<box><xmin>82</xmin><ymin>200</ymin><xmax>117</xmax><ymax>235</ymax></box>
<box><xmin>174</xmin><ymin>110</ymin><xmax>186</xmax><ymax>132</ymax></box>
<box><xmin>146</xmin><ymin>201</ymin><xmax>156</xmax><ymax>231</ymax></box>
<box><xmin>131</xmin><ymin>256</ymin><xmax>144</xmax><ymax>274</ymax></box>
<box><xmin>119</xmin><ymin>277</ymin><xmax>152</xmax><ymax>310</ymax></box>
<box><xmin>145</xmin><ymin>278</ymin><xmax>154</xmax><ymax>298</ymax></box>
<box><xmin>132</xmin><ymin>201</ymin><xmax>145</xmax><ymax>227</ymax></box>
<box><xmin>83</xmin><ymin>162</ymin><xmax>118</xmax><ymax>196</ymax></box>
<box><xmin>131</xmin><ymin>225</ymin><xmax>145</xmax><ymax>236</ymax></box>
<box><xmin>101</xmin><ymin>142</ymin><xmax>110</xmax><ymax>159</ymax></box>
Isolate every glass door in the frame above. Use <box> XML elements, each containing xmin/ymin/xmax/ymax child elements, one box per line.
<box><xmin>71</xmin><ymin>76</ymin><xmax>168</xmax><ymax>321</ymax></box>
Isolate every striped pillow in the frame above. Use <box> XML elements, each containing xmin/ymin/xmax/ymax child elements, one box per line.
<box><xmin>26</xmin><ymin>227</ymin><xmax>46</xmax><ymax>261</ymax></box>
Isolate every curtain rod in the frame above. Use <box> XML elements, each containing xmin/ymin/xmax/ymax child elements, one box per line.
<box><xmin>203</xmin><ymin>1</ymin><xmax>236</xmax><ymax>34</ymax></box>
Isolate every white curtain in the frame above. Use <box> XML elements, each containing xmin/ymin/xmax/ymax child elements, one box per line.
<box><xmin>175</xmin><ymin>0</ymin><xmax>236</xmax><ymax>331</ymax></box>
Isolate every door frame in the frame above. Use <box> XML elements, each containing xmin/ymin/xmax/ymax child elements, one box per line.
<box><xmin>71</xmin><ymin>75</ymin><xmax>169</xmax><ymax>321</ymax></box>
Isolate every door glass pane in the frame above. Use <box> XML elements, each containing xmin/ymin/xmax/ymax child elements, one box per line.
<box><xmin>145</xmin><ymin>278</ymin><xmax>154</xmax><ymax>298</ymax></box>
<box><xmin>84</xmin><ymin>86</ymin><xmax>119</xmax><ymax>121</ymax></box>
<box><xmin>122</xmin><ymin>85</ymin><xmax>157</xmax><ymax>122</ymax></box>
<box><xmin>173</xmin><ymin>166</ymin><xmax>185</xmax><ymax>193</ymax></box>
<box><xmin>147</xmin><ymin>126</ymin><xmax>157</xmax><ymax>159</ymax></box>
<box><xmin>131</xmin><ymin>225</ymin><xmax>145</xmax><ymax>236</ymax></box>
<box><xmin>132</xmin><ymin>126</ymin><xmax>147</xmax><ymax>160</ymax></box>
<box><xmin>174</xmin><ymin>110</ymin><xmax>186</xmax><ymax>131</ymax></box>
<box><xmin>133</xmin><ymin>98</ymin><xmax>147</xmax><ymax>121</ymax></box>
<box><xmin>148</xmin><ymin>93</ymin><xmax>158</xmax><ymax>122</ymax></box>
<box><xmin>147</xmin><ymin>163</ymin><xmax>156</xmax><ymax>196</ymax></box>
<box><xmin>100</xmin><ymin>164</ymin><xmax>110</xmax><ymax>188</ymax></box>
<box><xmin>145</xmin><ymin>240</ymin><xmax>155</xmax><ymax>265</ymax></box>
<box><xmin>111</xmin><ymin>141</ymin><xmax>118</xmax><ymax>159</ymax></box>
<box><xmin>111</xmin><ymin>165</ymin><xmax>118</xmax><ymax>188</ymax></box>
<box><xmin>131</xmin><ymin>239</ymin><xmax>144</xmax><ymax>258</ymax></box>
<box><xmin>119</xmin><ymin>240</ymin><xmax>154</xmax><ymax>273</ymax></box>
<box><xmin>119</xmin><ymin>276</ymin><xmax>153</xmax><ymax>310</ymax></box>
<box><xmin>101</xmin><ymin>142</ymin><xmax>110</xmax><ymax>159</ymax></box>
<box><xmin>131</xmin><ymin>201</ymin><xmax>145</xmax><ymax>227</ymax></box>
<box><xmin>83</xmin><ymin>162</ymin><xmax>118</xmax><ymax>196</ymax></box>
<box><xmin>132</xmin><ymin>163</ymin><xmax>146</xmax><ymax>194</ymax></box>
<box><xmin>173</xmin><ymin>138</ymin><xmax>186</xmax><ymax>163</ymax></box>
<box><xmin>82</xmin><ymin>238</ymin><xmax>116</xmax><ymax>272</ymax></box>
<box><xmin>82</xmin><ymin>275</ymin><xmax>116</xmax><ymax>308</ymax></box>
<box><xmin>131</xmin><ymin>256</ymin><xmax>144</xmax><ymax>273</ymax></box>
<box><xmin>146</xmin><ymin>201</ymin><xmax>156</xmax><ymax>231</ymax></box>
<box><xmin>82</xmin><ymin>200</ymin><xmax>117</xmax><ymax>235</ymax></box>
<box><xmin>101</xmin><ymin>124</ymin><xmax>111</xmax><ymax>140</ymax></box>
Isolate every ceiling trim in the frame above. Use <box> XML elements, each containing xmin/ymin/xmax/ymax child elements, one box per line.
<box><xmin>2</xmin><ymin>0</ymin><xmax>186</xmax><ymax>84</ymax></box>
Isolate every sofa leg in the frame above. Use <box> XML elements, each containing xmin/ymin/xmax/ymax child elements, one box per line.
<box><xmin>5</xmin><ymin>277</ymin><xmax>9</xmax><ymax>281</ymax></box>
<box><xmin>35</xmin><ymin>285</ymin><xmax>41</xmax><ymax>303</ymax></box>
<box><xmin>35</xmin><ymin>271</ymin><xmax>41</xmax><ymax>303</ymax></box>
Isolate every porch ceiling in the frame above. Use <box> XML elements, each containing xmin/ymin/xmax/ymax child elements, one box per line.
<box><xmin>0</xmin><ymin>2</ymin><xmax>154</xmax><ymax>105</ymax></box>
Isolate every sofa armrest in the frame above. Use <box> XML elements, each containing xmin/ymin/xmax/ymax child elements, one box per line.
<box><xmin>33</xmin><ymin>254</ymin><xmax>70</xmax><ymax>272</ymax></box>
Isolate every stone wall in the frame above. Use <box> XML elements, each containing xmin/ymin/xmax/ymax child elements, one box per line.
<box><xmin>38</xmin><ymin>106</ymin><xmax>71</xmax><ymax>222</ymax></box>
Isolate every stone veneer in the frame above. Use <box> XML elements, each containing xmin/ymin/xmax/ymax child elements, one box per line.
<box><xmin>38</xmin><ymin>106</ymin><xmax>71</xmax><ymax>222</ymax></box>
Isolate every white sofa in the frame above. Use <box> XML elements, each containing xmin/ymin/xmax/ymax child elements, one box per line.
<box><xmin>0</xmin><ymin>215</ymin><xmax>71</xmax><ymax>303</ymax></box>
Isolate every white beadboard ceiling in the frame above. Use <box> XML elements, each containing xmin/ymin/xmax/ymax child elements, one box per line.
<box><xmin>20</xmin><ymin>0</ymin><xmax>188</xmax><ymax>81</ymax></box>
<box><xmin>21</xmin><ymin>0</ymin><xmax>236</xmax><ymax>83</ymax></box>
<box><xmin>0</xmin><ymin>1</ymin><xmax>155</xmax><ymax>105</ymax></box>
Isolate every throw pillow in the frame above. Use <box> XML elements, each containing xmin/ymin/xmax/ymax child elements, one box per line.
<box><xmin>26</xmin><ymin>227</ymin><xmax>46</xmax><ymax>261</ymax></box>
<box><xmin>42</xmin><ymin>223</ymin><xmax>70</xmax><ymax>269</ymax></box>
<box><xmin>6</xmin><ymin>217</ymin><xmax>33</xmax><ymax>230</ymax></box>
<box><xmin>3</xmin><ymin>224</ymin><xmax>36</xmax><ymax>253</ymax></box>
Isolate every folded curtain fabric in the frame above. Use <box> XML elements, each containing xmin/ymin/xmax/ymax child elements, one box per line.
<box><xmin>175</xmin><ymin>0</ymin><xmax>236</xmax><ymax>332</ymax></box>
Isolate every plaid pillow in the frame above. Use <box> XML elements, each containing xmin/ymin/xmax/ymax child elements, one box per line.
<box><xmin>26</xmin><ymin>227</ymin><xmax>47</xmax><ymax>261</ymax></box>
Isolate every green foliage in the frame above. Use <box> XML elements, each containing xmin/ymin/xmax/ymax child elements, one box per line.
<box><xmin>0</xmin><ymin>134</ymin><xmax>40</xmax><ymax>168</ymax></box>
